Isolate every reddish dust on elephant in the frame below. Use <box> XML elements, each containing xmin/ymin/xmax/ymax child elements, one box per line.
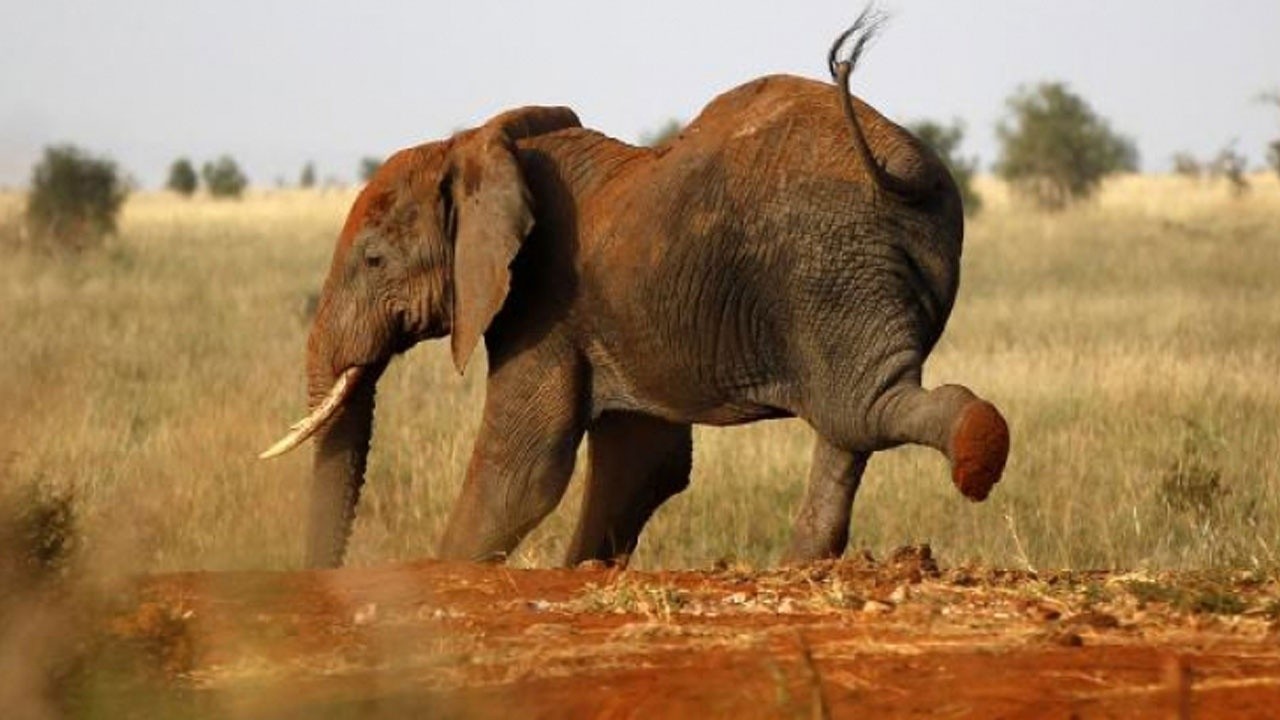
<box><xmin>238</xmin><ymin>16</ymin><xmax>1067</xmax><ymax>718</ymax></box>
<box><xmin>261</xmin><ymin>11</ymin><xmax>1008</xmax><ymax>573</ymax></box>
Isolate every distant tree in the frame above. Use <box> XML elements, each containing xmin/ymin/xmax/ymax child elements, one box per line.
<box><xmin>1210</xmin><ymin>140</ymin><xmax>1249</xmax><ymax>196</ymax></box>
<box><xmin>1170</xmin><ymin>152</ymin><xmax>1203</xmax><ymax>179</ymax></box>
<box><xmin>359</xmin><ymin>156</ymin><xmax>382</xmax><ymax>183</ymax></box>
<box><xmin>166</xmin><ymin>158</ymin><xmax>198</xmax><ymax>196</ymax></box>
<box><xmin>1259</xmin><ymin>89</ymin><xmax>1280</xmax><ymax>178</ymax></box>
<box><xmin>201</xmin><ymin>155</ymin><xmax>248</xmax><ymax>199</ymax></box>
<box><xmin>299</xmin><ymin>161</ymin><xmax>316</xmax><ymax>189</ymax></box>
<box><xmin>639</xmin><ymin>119</ymin><xmax>682</xmax><ymax>147</ymax></box>
<box><xmin>995</xmin><ymin>82</ymin><xmax>1138</xmax><ymax>210</ymax></box>
<box><xmin>908</xmin><ymin>118</ymin><xmax>982</xmax><ymax>216</ymax></box>
<box><xmin>25</xmin><ymin>144</ymin><xmax>128</xmax><ymax>252</ymax></box>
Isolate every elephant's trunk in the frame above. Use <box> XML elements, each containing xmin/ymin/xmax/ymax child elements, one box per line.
<box><xmin>303</xmin><ymin>352</ymin><xmax>384</xmax><ymax>568</ymax></box>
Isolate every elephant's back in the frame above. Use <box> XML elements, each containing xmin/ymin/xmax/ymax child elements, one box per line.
<box><xmin>568</xmin><ymin>75</ymin><xmax>963</xmax><ymax>425</ymax></box>
<box><xmin>674</xmin><ymin>74</ymin><xmax>935</xmax><ymax>196</ymax></box>
<box><xmin>685</xmin><ymin>74</ymin><xmax>851</xmax><ymax>144</ymax></box>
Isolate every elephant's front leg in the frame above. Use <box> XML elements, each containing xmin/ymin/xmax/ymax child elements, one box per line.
<box><xmin>782</xmin><ymin>433</ymin><xmax>869</xmax><ymax>564</ymax></box>
<box><xmin>564</xmin><ymin>413</ymin><xmax>693</xmax><ymax>567</ymax></box>
<box><xmin>437</xmin><ymin>355</ymin><xmax>587</xmax><ymax>563</ymax></box>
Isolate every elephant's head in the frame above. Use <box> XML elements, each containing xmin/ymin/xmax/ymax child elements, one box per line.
<box><xmin>261</xmin><ymin>106</ymin><xmax>581</xmax><ymax>567</ymax></box>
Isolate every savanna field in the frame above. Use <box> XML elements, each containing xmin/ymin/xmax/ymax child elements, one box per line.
<box><xmin>2</xmin><ymin>174</ymin><xmax>1277</xmax><ymax>574</ymax></box>
<box><xmin>4</xmin><ymin>176</ymin><xmax>1280</xmax><ymax>717</ymax></box>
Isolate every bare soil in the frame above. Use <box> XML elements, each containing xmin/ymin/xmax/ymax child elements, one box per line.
<box><xmin>89</xmin><ymin>548</ymin><xmax>1280</xmax><ymax>718</ymax></box>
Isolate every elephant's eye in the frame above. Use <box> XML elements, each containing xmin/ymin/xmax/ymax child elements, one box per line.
<box><xmin>364</xmin><ymin>249</ymin><xmax>383</xmax><ymax>269</ymax></box>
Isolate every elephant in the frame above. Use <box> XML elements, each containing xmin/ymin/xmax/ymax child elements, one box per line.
<box><xmin>262</xmin><ymin>12</ymin><xmax>1010</xmax><ymax>569</ymax></box>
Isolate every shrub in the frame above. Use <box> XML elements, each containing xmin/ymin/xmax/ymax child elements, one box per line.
<box><xmin>201</xmin><ymin>155</ymin><xmax>248</xmax><ymax>199</ymax></box>
<box><xmin>25</xmin><ymin>145</ymin><xmax>128</xmax><ymax>251</ymax></box>
<box><xmin>639</xmin><ymin>119</ymin><xmax>682</xmax><ymax>147</ymax></box>
<box><xmin>995</xmin><ymin>82</ymin><xmax>1138</xmax><ymax>209</ymax></box>
<box><xmin>908</xmin><ymin>118</ymin><xmax>983</xmax><ymax>216</ymax></box>
<box><xmin>0</xmin><ymin>482</ymin><xmax>77</xmax><ymax>590</ymax></box>
<box><xmin>1210</xmin><ymin>141</ymin><xmax>1249</xmax><ymax>196</ymax></box>
<box><xmin>165</xmin><ymin>158</ymin><xmax>198</xmax><ymax>196</ymax></box>
<box><xmin>1258</xmin><ymin>90</ymin><xmax>1280</xmax><ymax>178</ymax></box>
<box><xmin>1160</xmin><ymin>419</ymin><xmax>1226</xmax><ymax>519</ymax></box>
<box><xmin>1171</xmin><ymin>152</ymin><xmax>1203</xmax><ymax>179</ymax></box>
<box><xmin>299</xmin><ymin>161</ymin><xmax>316</xmax><ymax>189</ymax></box>
<box><xmin>358</xmin><ymin>157</ymin><xmax>382</xmax><ymax>183</ymax></box>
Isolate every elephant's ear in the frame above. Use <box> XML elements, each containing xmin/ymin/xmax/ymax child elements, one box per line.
<box><xmin>446</xmin><ymin>106</ymin><xmax>581</xmax><ymax>374</ymax></box>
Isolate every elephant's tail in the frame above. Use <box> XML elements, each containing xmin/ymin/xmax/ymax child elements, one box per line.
<box><xmin>828</xmin><ymin>8</ymin><xmax>923</xmax><ymax>199</ymax></box>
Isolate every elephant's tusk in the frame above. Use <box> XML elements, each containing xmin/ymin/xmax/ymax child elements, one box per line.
<box><xmin>258</xmin><ymin>366</ymin><xmax>363</xmax><ymax>460</ymax></box>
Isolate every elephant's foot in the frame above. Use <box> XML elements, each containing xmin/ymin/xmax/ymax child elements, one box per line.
<box><xmin>948</xmin><ymin>400</ymin><xmax>1009</xmax><ymax>501</ymax></box>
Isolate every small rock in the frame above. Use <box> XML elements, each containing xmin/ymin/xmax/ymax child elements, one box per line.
<box><xmin>1032</xmin><ymin>605</ymin><xmax>1062</xmax><ymax>622</ymax></box>
<box><xmin>1050</xmin><ymin>630</ymin><xmax>1084</xmax><ymax>647</ymax></box>
<box><xmin>424</xmin><ymin>602</ymin><xmax>455</xmax><ymax>620</ymax></box>
<box><xmin>352</xmin><ymin>603</ymin><xmax>377</xmax><ymax>626</ymax></box>
<box><xmin>777</xmin><ymin>598</ymin><xmax>796</xmax><ymax>614</ymax></box>
<box><xmin>887</xmin><ymin>544</ymin><xmax>939</xmax><ymax>581</ymax></box>
<box><xmin>888</xmin><ymin>585</ymin><xmax>909</xmax><ymax>605</ymax></box>
<box><xmin>1066</xmin><ymin>611</ymin><xmax>1120</xmax><ymax>630</ymax></box>
<box><xmin>524</xmin><ymin>623</ymin><xmax>571</xmax><ymax>637</ymax></box>
<box><xmin>862</xmin><ymin>600</ymin><xmax>893</xmax><ymax>615</ymax></box>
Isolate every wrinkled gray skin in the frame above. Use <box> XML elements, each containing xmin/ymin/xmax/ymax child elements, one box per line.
<box><xmin>287</xmin><ymin>23</ymin><xmax>1009</xmax><ymax>568</ymax></box>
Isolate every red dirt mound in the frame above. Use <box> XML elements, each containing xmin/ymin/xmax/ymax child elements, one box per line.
<box><xmin>93</xmin><ymin>547</ymin><xmax>1280</xmax><ymax>718</ymax></box>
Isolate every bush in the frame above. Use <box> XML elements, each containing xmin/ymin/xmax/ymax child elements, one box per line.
<box><xmin>358</xmin><ymin>157</ymin><xmax>382</xmax><ymax>183</ymax></box>
<box><xmin>1159</xmin><ymin>419</ymin><xmax>1228</xmax><ymax>524</ymax></box>
<box><xmin>908</xmin><ymin>119</ymin><xmax>982</xmax><ymax>216</ymax></box>
<box><xmin>201</xmin><ymin>156</ymin><xmax>248</xmax><ymax>199</ymax></box>
<box><xmin>165</xmin><ymin>158</ymin><xmax>198</xmax><ymax>196</ymax></box>
<box><xmin>1171</xmin><ymin>152</ymin><xmax>1203</xmax><ymax>179</ymax></box>
<box><xmin>299</xmin><ymin>161</ymin><xmax>316</xmax><ymax>189</ymax></box>
<box><xmin>25</xmin><ymin>145</ymin><xmax>128</xmax><ymax>251</ymax></box>
<box><xmin>1258</xmin><ymin>90</ymin><xmax>1280</xmax><ymax>178</ymax></box>
<box><xmin>0</xmin><ymin>482</ymin><xmax>77</xmax><ymax>590</ymax></box>
<box><xmin>995</xmin><ymin>82</ymin><xmax>1138</xmax><ymax>209</ymax></box>
<box><xmin>1210</xmin><ymin>141</ymin><xmax>1249</xmax><ymax>196</ymax></box>
<box><xmin>639</xmin><ymin>119</ymin><xmax>682</xmax><ymax>147</ymax></box>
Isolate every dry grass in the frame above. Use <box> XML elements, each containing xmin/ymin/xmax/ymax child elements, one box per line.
<box><xmin>1</xmin><ymin>175</ymin><xmax>1277</xmax><ymax>574</ymax></box>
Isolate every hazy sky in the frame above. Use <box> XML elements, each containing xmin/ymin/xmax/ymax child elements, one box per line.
<box><xmin>3</xmin><ymin>1</ymin><xmax>1278</xmax><ymax>187</ymax></box>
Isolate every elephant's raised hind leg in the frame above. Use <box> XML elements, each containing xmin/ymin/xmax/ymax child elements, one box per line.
<box><xmin>872</xmin><ymin>384</ymin><xmax>1009</xmax><ymax>502</ymax></box>
<box><xmin>564</xmin><ymin>413</ymin><xmax>692</xmax><ymax>567</ymax></box>
<box><xmin>782</xmin><ymin>434</ymin><xmax>869</xmax><ymax>564</ymax></box>
<box><xmin>437</xmin><ymin>354</ymin><xmax>586</xmax><ymax>563</ymax></box>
